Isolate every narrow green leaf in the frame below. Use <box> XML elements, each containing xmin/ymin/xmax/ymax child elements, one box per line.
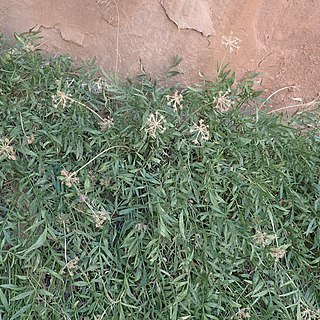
<box><xmin>0</xmin><ymin>288</ymin><xmax>9</xmax><ymax>311</ymax></box>
<box><xmin>11</xmin><ymin>290</ymin><xmax>34</xmax><ymax>301</ymax></box>
<box><xmin>10</xmin><ymin>304</ymin><xmax>32</xmax><ymax>320</ymax></box>
<box><xmin>23</xmin><ymin>228</ymin><xmax>47</xmax><ymax>255</ymax></box>
<box><xmin>179</xmin><ymin>212</ymin><xmax>186</xmax><ymax>240</ymax></box>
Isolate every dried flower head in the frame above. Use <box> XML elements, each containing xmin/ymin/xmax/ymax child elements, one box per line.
<box><xmin>60</xmin><ymin>170</ymin><xmax>79</xmax><ymax>187</ymax></box>
<box><xmin>270</xmin><ymin>246</ymin><xmax>287</xmax><ymax>261</ymax></box>
<box><xmin>99</xmin><ymin>115</ymin><xmax>114</xmax><ymax>131</ymax></box>
<box><xmin>67</xmin><ymin>256</ymin><xmax>79</xmax><ymax>269</ymax></box>
<box><xmin>190</xmin><ymin>119</ymin><xmax>210</xmax><ymax>144</ymax></box>
<box><xmin>232</xmin><ymin>307</ymin><xmax>251</xmax><ymax>319</ymax></box>
<box><xmin>214</xmin><ymin>90</ymin><xmax>234</xmax><ymax>112</ymax></box>
<box><xmin>23</xmin><ymin>41</ymin><xmax>37</xmax><ymax>52</ymax></box>
<box><xmin>253</xmin><ymin>230</ymin><xmax>276</xmax><ymax>247</ymax></box>
<box><xmin>0</xmin><ymin>137</ymin><xmax>16</xmax><ymax>160</ymax></box>
<box><xmin>61</xmin><ymin>256</ymin><xmax>79</xmax><ymax>276</ymax></box>
<box><xmin>145</xmin><ymin>111</ymin><xmax>166</xmax><ymax>138</ymax></box>
<box><xmin>301</xmin><ymin>308</ymin><xmax>319</xmax><ymax>320</ymax></box>
<box><xmin>166</xmin><ymin>91</ymin><xmax>183</xmax><ymax>111</ymax></box>
<box><xmin>27</xmin><ymin>134</ymin><xmax>36</xmax><ymax>145</ymax></box>
<box><xmin>135</xmin><ymin>223</ymin><xmax>148</xmax><ymax>231</ymax></box>
<box><xmin>52</xmin><ymin>90</ymin><xmax>71</xmax><ymax>108</ymax></box>
<box><xmin>222</xmin><ymin>32</ymin><xmax>241</xmax><ymax>53</ymax></box>
<box><xmin>93</xmin><ymin>210</ymin><xmax>108</xmax><ymax>228</ymax></box>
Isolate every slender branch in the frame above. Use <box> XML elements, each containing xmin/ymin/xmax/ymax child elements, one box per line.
<box><xmin>259</xmin><ymin>86</ymin><xmax>297</xmax><ymax>109</ymax></box>
<box><xmin>66</xmin><ymin>95</ymin><xmax>106</xmax><ymax>122</ymax></box>
<box><xmin>267</xmin><ymin>100</ymin><xmax>317</xmax><ymax>114</ymax></box>
<box><xmin>63</xmin><ymin>220</ymin><xmax>68</xmax><ymax>267</ymax></box>
<box><xmin>70</xmin><ymin>145</ymin><xmax>127</xmax><ymax>178</ymax></box>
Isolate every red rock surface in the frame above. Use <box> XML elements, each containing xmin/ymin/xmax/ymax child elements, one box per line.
<box><xmin>1</xmin><ymin>0</ymin><xmax>319</xmax><ymax>108</ymax></box>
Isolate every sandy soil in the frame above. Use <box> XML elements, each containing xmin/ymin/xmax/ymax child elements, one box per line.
<box><xmin>1</xmin><ymin>0</ymin><xmax>319</xmax><ymax>109</ymax></box>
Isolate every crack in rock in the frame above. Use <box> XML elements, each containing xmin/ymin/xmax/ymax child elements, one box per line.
<box><xmin>160</xmin><ymin>0</ymin><xmax>215</xmax><ymax>37</ymax></box>
<box><xmin>37</xmin><ymin>24</ymin><xmax>85</xmax><ymax>47</ymax></box>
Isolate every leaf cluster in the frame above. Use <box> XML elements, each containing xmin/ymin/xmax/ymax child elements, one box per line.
<box><xmin>0</xmin><ymin>33</ymin><xmax>319</xmax><ymax>320</ymax></box>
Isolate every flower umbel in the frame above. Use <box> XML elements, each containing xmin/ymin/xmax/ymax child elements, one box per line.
<box><xmin>27</xmin><ymin>134</ymin><xmax>36</xmax><ymax>145</ymax></box>
<box><xmin>301</xmin><ymin>308</ymin><xmax>320</xmax><ymax>320</ymax></box>
<box><xmin>253</xmin><ymin>230</ymin><xmax>276</xmax><ymax>247</ymax></box>
<box><xmin>0</xmin><ymin>138</ymin><xmax>16</xmax><ymax>160</ymax></box>
<box><xmin>145</xmin><ymin>111</ymin><xmax>166</xmax><ymax>138</ymax></box>
<box><xmin>22</xmin><ymin>40</ymin><xmax>37</xmax><ymax>52</ymax></box>
<box><xmin>93</xmin><ymin>211</ymin><xmax>108</xmax><ymax>228</ymax></box>
<box><xmin>52</xmin><ymin>89</ymin><xmax>71</xmax><ymax>108</ymax></box>
<box><xmin>270</xmin><ymin>246</ymin><xmax>287</xmax><ymax>261</ymax></box>
<box><xmin>190</xmin><ymin>119</ymin><xmax>210</xmax><ymax>144</ymax></box>
<box><xmin>99</xmin><ymin>115</ymin><xmax>114</xmax><ymax>131</ymax></box>
<box><xmin>67</xmin><ymin>256</ymin><xmax>79</xmax><ymax>270</ymax></box>
<box><xmin>51</xmin><ymin>79</ymin><xmax>73</xmax><ymax>108</ymax></box>
<box><xmin>232</xmin><ymin>307</ymin><xmax>251</xmax><ymax>319</ymax></box>
<box><xmin>166</xmin><ymin>91</ymin><xmax>183</xmax><ymax>111</ymax></box>
<box><xmin>222</xmin><ymin>32</ymin><xmax>241</xmax><ymax>53</ymax></box>
<box><xmin>60</xmin><ymin>170</ymin><xmax>79</xmax><ymax>187</ymax></box>
<box><xmin>64</xmin><ymin>256</ymin><xmax>79</xmax><ymax>276</ymax></box>
<box><xmin>214</xmin><ymin>90</ymin><xmax>234</xmax><ymax>112</ymax></box>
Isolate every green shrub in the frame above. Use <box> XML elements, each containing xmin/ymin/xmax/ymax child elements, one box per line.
<box><xmin>0</xmin><ymin>32</ymin><xmax>319</xmax><ymax>320</ymax></box>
